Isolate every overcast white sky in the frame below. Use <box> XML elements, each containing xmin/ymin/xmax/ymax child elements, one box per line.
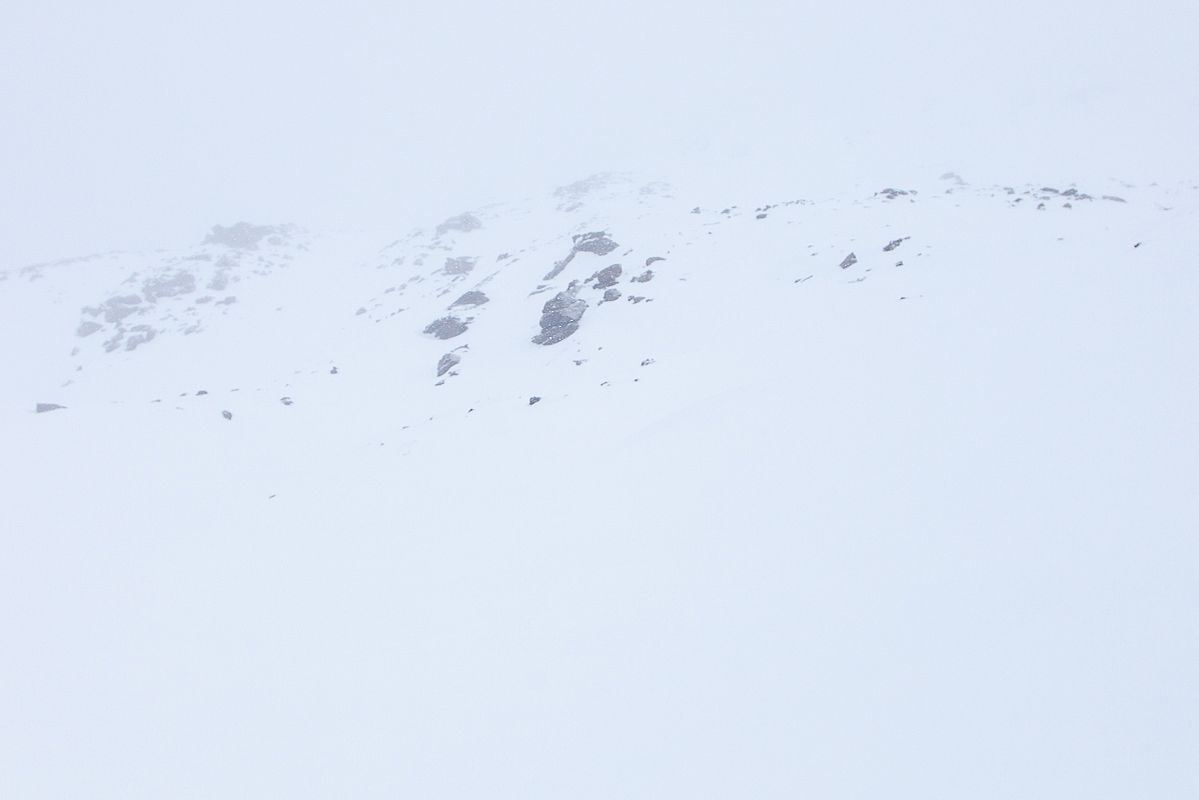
<box><xmin>2</xmin><ymin>0</ymin><xmax>1196</xmax><ymax>265</ymax></box>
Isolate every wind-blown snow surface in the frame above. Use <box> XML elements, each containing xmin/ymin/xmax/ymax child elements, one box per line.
<box><xmin>2</xmin><ymin>174</ymin><xmax>1198</xmax><ymax>797</ymax></box>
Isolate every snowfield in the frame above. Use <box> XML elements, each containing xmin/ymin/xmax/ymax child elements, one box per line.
<box><xmin>2</xmin><ymin>173</ymin><xmax>1197</xmax><ymax>798</ymax></box>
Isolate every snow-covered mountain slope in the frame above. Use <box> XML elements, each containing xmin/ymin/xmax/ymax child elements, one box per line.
<box><xmin>2</xmin><ymin>173</ymin><xmax>1198</xmax><ymax>798</ymax></box>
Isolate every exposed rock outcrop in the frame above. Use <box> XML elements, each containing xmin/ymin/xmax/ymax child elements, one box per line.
<box><xmin>449</xmin><ymin>290</ymin><xmax>489</xmax><ymax>308</ymax></box>
<box><xmin>591</xmin><ymin>264</ymin><xmax>622</xmax><ymax>289</ymax></box>
<box><xmin>435</xmin><ymin>213</ymin><xmax>482</xmax><ymax>236</ymax></box>
<box><xmin>424</xmin><ymin>316</ymin><xmax>469</xmax><ymax>339</ymax></box>
<box><xmin>532</xmin><ymin>290</ymin><xmax>587</xmax><ymax>345</ymax></box>
<box><xmin>543</xmin><ymin>231</ymin><xmax>620</xmax><ymax>280</ymax></box>
<box><xmin>437</xmin><ymin>352</ymin><xmax>461</xmax><ymax>377</ymax></box>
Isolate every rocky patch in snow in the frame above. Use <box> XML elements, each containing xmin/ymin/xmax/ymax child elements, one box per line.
<box><xmin>435</xmin><ymin>213</ymin><xmax>482</xmax><ymax>236</ymax></box>
<box><xmin>424</xmin><ymin>316</ymin><xmax>469</xmax><ymax>340</ymax></box>
<box><xmin>532</xmin><ymin>289</ymin><xmax>587</xmax><ymax>345</ymax></box>
<box><xmin>437</xmin><ymin>352</ymin><xmax>461</xmax><ymax>377</ymax></box>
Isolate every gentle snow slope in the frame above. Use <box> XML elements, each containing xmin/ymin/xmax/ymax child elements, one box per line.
<box><xmin>2</xmin><ymin>175</ymin><xmax>1197</xmax><ymax>798</ymax></box>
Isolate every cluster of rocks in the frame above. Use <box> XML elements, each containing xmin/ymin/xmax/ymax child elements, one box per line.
<box><xmin>877</xmin><ymin>188</ymin><xmax>917</xmax><ymax>201</ymax></box>
<box><xmin>143</xmin><ymin>271</ymin><xmax>197</xmax><ymax>302</ymax></box>
<box><xmin>544</xmin><ymin>231</ymin><xmax>620</xmax><ymax>280</ymax></box>
<box><xmin>202</xmin><ymin>222</ymin><xmax>295</xmax><ymax>250</ymax></box>
<box><xmin>80</xmin><ymin>294</ymin><xmax>143</xmax><ymax>330</ymax></box>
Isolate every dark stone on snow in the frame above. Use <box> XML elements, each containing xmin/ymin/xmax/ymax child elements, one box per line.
<box><xmin>543</xmin><ymin>231</ymin><xmax>620</xmax><ymax>280</ymax></box>
<box><xmin>532</xmin><ymin>323</ymin><xmax>578</xmax><ymax>345</ymax></box>
<box><xmin>533</xmin><ymin>290</ymin><xmax>586</xmax><ymax>344</ymax></box>
<box><xmin>280</xmin><ymin>397</ymin><xmax>294</xmax><ymax>406</ymax></box>
<box><xmin>883</xmin><ymin>238</ymin><xmax>906</xmax><ymax>252</ymax></box>
<box><xmin>437</xmin><ymin>352</ymin><xmax>461</xmax><ymax>377</ymax></box>
<box><xmin>603</xmin><ymin>288</ymin><xmax>621</xmax><ymax>302</ymax></box>
<box><xmin>424</xmin><ymin>316</ymin><xmax>469</xmax><ymax>339</ymax></box>
<box><xmin>645</xmin><ymin>256</ymin><xmax>665</xmax><ymax>266</ymax></box>
<box><xmin>35</xmin><ymin>403</ymin><xmax>66</xmax><ymax>413</ymax></box>
<box><xmin>572</xmin><ymin>231</ymin><xmax>618</xmax><ymax>256</ymax></box>
<box><xmin>839</xmin><ymin>253</ymin><xmax>858</xmax><ymax>269</ymax></box>
<box><xmin>449</xmin><ymin>290</ymin><xmax>489</xmax><ymax>308</ymax></box>
<box><xmin>630</xmin><ymin>270</ymin><xmax>654</xmax><ymax>283</ymax></box>
<box><xmin>222</xmin><ymin>410</ymin><xmax>233</xmax><ymax>420</ymax></box>
<box><xmin>591</xmin><ymin>264</ymin><xmax>622</xmax><ymax>288</ymax></box>
<box><xmin>528</xmin><ymin>396</ymin><xmax>541</xmax><ymax>406</ymax></box>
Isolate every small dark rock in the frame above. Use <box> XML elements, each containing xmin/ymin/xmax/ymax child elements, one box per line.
<box><xmin>839</xmin><ymin>253</ymin><xmax>857</xmax><ymax>269</ymax></box>
<box><xmin>528</xmin><ymin>396</ymin><xmax>541</xmax><ymax>406</ymax></box>
<box><xmin>280</xmin><ymin>397</ymin><xmax>294</xmax><ymax>406</ymax></box>
<box><xmin>630</xmin><ymin>270</ymin><xmax>654</xmax><ymax>283</ymax></box>
<box><xmin>222</xmin><ymin>410</ymin><xmax>233</xmax><ymax>420</ymax></box>
<box><xmin>603</xmin><ymin>288</ymin><xmax>621</xmax><ymax>302</ymax></box>
<box><xmin>35</xmin><ymin>403</ymin><xmax>66</xmax><ymax>414</ymax></box>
